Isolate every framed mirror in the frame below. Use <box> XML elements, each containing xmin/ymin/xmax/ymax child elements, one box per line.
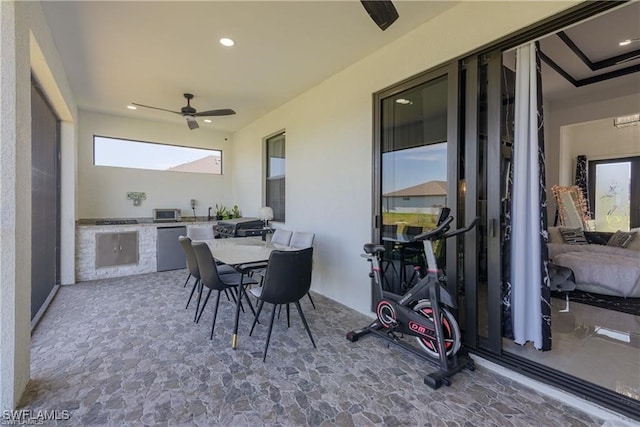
<box><xmin>551</xmin><ymin>185</ymin><xmax>591</xmax><ymax>229</ymax></box>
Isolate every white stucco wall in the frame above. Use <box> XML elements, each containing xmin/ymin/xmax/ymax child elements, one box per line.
<box><xmin>77</xmin><ymin>111</ymin><xmax>233</xmax><ymax>220</ymax></box>
<box><xmin>1</xmin><ymin>0</ymin><xmax>32</xmax><ymax>411</ymax></box>
<box><xmin>230</xmin><ymin>1</ymin><xmax>578</xmax><ymax>314</ymax></box>
<box><xmin>1</xmin><ymin>0</ymin><xmax>77</xmax><ymax>410</ymax></box>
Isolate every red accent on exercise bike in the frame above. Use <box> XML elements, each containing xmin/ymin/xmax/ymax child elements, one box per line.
<box><xmin>417</xmin><ymin>307</ymin><xmax>454</xmax><ymax>352</ymax></box>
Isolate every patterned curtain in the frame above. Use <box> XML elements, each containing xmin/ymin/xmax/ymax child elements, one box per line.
<box><xmin>574</xmin><ymin>155</ymin><xmax>591</xmax><ymax>217</ymax></box>
<box><xmin>502</xmin><ymin>42</ymin><xmax>551</xmax><ymax>351</ymax></box>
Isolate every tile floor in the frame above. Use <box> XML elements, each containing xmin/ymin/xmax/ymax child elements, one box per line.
<box><xmin>19</xmin><ymin>270</ymin><xmax>617</xmax><ymax>426</ymax></box>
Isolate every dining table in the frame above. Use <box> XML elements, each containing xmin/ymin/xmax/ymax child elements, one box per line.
<box><xmin>194</xmin><ymin>236</ymin><xmax>292</xmax><ymax>349</ymax></box>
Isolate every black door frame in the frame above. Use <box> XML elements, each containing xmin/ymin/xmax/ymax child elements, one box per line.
<box><xmin>372</xmin><ymin>62</ymin><xmax>461</xmax><ymax>296</ymax></box>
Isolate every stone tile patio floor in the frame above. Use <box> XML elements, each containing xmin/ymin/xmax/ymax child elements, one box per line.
<box><xmin>18</xmin><ymin>269</ymin><xmax>613</xmax><ymax>426</ymax></box>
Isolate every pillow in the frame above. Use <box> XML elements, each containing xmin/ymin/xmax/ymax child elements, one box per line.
<box><xmin>583</xmin><ymin>231</ymin><xmax>611</xmax><ymax>246</ymax></box>
<box><xmin>627</xmin><ymin>228</ymin><xmax>640</xmax><ymax>251</ymax></box>
<box><xmin>607</xmin><ymin>230</ymin><xmax>636</xmax><ymax>248</ymax></box>
<box><xmin>559</xmin><ymin>228</ymin><xmax>588</xmax><ymax>245</ymax></box>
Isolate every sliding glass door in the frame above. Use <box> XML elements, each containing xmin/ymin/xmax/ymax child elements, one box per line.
<box><xmin>372</xmin><ymin>63</ymin><xmax>462</xmax><ymax>310</ymax></box>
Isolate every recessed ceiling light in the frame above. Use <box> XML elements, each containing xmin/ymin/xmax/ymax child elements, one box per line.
<box><xmin>219</xmin><ymin>37</ymin><xmax>235</xmax><ymax>47</ymax></box>
<box><xmin>127</xmin><ymin>105</ymin><xmax>137</xmax><ymax>110</ymax></box>
<box><xmin>395</xmin><ymin>98</ymin><xmax>413</xmax><ymax>105</ymax></box>
<box><xmin>619</xmin><ymin>38</ymin><xmax>639</xmax><ymax>46</ymax></box>
<box><xmin>203</xmin><ymin>119</ymin><xmax>212</xmax><ymax>123</ymax></box>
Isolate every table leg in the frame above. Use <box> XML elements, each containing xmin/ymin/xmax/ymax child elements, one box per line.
<box><xmin>232</xmin><ymin>274</ymin><xmax>244</xmax><ymax>349</ymax></box>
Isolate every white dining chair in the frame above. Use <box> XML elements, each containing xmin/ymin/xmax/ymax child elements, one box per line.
<box><xmin>270</xmin><ymin>228</ymin><xmax>292</xmax><ymax>246</ymax></box>
<box><xmin>289</xmin><ymin>231</ymin><xmax>314</xmax><ymax>249</ymax></box>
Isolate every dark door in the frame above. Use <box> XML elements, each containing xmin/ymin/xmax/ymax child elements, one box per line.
<box><xmin>461</xmin><ymin>51</ymin><xmax>507</xmax><ymax>354</ymax></box>
<box><xmin>31</xmin><ymin>79</ymin><xmax>60</xmax><ymax>321</ymax></box>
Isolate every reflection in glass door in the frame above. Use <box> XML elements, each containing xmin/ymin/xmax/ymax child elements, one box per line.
<box><xmin>373</xmin><ymin>64</ymin><xmax>460</xmax><ymax>300</ymax></box>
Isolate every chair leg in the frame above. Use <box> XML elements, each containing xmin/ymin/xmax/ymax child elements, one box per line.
<box><xmin>196</xmin><ymin>288</ymin><xmax>212</xmax><ymax>324</ymax></box>
<box><xmin>209</xmin><ymin>291</ymin><xmax>222</xmax><ymax>340</ymax></box>
<box><xmin>183</xmin><ymin>273</ymin><xmax>191</xmax><ymax>288</ymax></box>
<box><xmin>262</xmin><ymin>304</ymin><xmax>278</xmax><ymax>362</ymax></box>
<box><xmin>223</xmin><ymin>288</ymin><xmax>231</xmax><ymax>302</ymax></box>
<box><xmin>194</xmin><ymin>281</ymin><xmax>204</xmax><ymax>322</ymax></box>
<box><xmin>228</xmin><ymin>287</ymin><xmax>238</xmax><ymax>304</ymax></box>
<box><xmin>250</xmin><ymin>300</ymin><xmax>265</xmax><ymax>336</ymax></box>
<box><xmin>307</xmin><ymin>292</ymin><xmax>316</xmax><ymax>309</ymax></box>
<box><xmin>286</xmin><ymin>304</ymin><xmax>290</xmax><ymax>328</ymax></box>
<box><xmin>294</xmin><ymin>301</ymin><xmax>316</xmax><ymax>349</ymax></box>
<box><xmin>242</xmin><ymin>285</ymin><xmax>258</xmax><ymax>319</ymax></box>
<box><xmin>235</xmin><ymin>286</ymin><xmax>245</xmax><ymax>313</ymax></box>
<box><xmin>186</xmin><ymin>278</ymin><xmax>199</xmax><ymax>309</ymax></box>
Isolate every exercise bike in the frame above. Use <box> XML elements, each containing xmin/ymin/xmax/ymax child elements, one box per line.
<box><xmin>346</xmin><ymin>209</ymin><xmax>478</xmax><ymax>389</ymax></box>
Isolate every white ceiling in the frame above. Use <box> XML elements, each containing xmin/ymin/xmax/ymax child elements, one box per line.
<box><xmin>40</xmin><ymin>1</ymin><xmax>459</xmax><ymax>132</ymax></box>
<box><xmin>40</xmin><ymin>1</ymin><xmax>640</xmax><ymax>133</ymax></box>
<box><xmin>537</xmin><ymin>1</ymin><xmax>640</xmax><ymax>102</ymax></box>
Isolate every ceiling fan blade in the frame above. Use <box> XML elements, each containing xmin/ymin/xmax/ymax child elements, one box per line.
<box><xmin>360</xmin><ymin>0</ymin><xmax>398</xmax><ymax>31</ymax></box>
<box><xmin>131</xmin><ymin>103</ymin><xmax>181</xmax><ymax>114</ymax></box>
<box><xmin>186</xmin><ymin>116</ymin><xmax>199</xmax><ymax>130</ymax></box>
<box><xmin>193</xmin><ymin>108</ymin><xmax>236</xmax><ymax>117</ymax></box>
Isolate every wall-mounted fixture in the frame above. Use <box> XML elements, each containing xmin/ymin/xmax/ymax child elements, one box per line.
<box><xmin>127</xmin><ymin>192</ymin><xmax>146</xmax><ymax>206</ymax></box>
<box><xmin>190</xmin><ymin>199</ymin><xmax>197</xmax><ymax>217</ymax></box>
<box><xmin>613</xmin><ymin>113</ymin><xmax>640</xmax><ymax>128</ymax></box>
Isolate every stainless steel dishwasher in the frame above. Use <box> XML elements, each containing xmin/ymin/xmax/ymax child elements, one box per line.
<box><xmin>157</xmin><ymin>225</ymin><xmax>187</xmax><ymax>271</ymax></box>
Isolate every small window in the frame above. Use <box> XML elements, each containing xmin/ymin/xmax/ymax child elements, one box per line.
<box><xmin>93</xmin><ymin>136</ymin><xmax>222</xmax><ymax>174</ymax></box>
<box><xmin>265</xmin><ymin>132</ymin><xmax>285</xmax><ymax>221</ymax></box>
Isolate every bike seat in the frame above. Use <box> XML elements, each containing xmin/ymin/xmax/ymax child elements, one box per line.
<box><xmin>363</xmin><ymin>243</ymin><xmax>385</xmax><ymax>255</ymax></box>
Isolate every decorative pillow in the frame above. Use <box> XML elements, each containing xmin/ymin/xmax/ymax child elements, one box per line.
<box><xmin>583</xmin><ymin>231</ymin><xmax>611</xmax><ymax>246</ymax></box>
<box><xmin>559</xmin><ymin>228</ymin><xmax>588</xmax><ymax>245</ymax></box>
<box><xmin>627</xmin><ymin>228</ymin><xmax>640</xmax><ymax>251</ymax></box>
<box><xmin>607</xmin><ymin>230</ymin><xmax>636</xmax><ymax>248</ymax></box>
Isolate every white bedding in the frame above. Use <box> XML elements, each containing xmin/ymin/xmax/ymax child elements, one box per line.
<box><xmin>552</xmin><ymin>249</ymin><xmax>640</xmax><ymax>298</ymax></box>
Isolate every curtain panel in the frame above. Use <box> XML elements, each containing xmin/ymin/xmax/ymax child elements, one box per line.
<box><xmin>506</xmin><ymin>42</ymin><xmax>552</xmax><ymax>351</ymax></box>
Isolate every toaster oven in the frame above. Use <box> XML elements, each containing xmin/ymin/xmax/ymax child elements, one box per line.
<box><xmin>153</xmin><ymin>208</ymin><xmax>181</xmax><ymax>223</ymax></box>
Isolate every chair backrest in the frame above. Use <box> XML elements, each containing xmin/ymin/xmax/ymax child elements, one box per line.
<box><xmin>382</xmin><ymin>224</ymin><xmax>398</xmax><ymax>239</ymax></box>
<box><xmin>179</xmin><ymin>236</ymin><xmax>200</xmax><ymax>279</ymax></box>
<box><xmin>260</xmin><ymin>247</ymin><xmax>313</xmax><ymax>304</ymax></box>
<box><xmin>289</xmin><ymin>231</ymin><xmax>315</xmax><ymax>249</ymax></box>
<box><xmin>403</xmin><ymin>225</ymin><xmax>423</xmax><ymax>238</ymax></box>
<box><xmin>271</xmin><ymin>228</ymin><xmax>293</xmax><ymax>246</ymax></box>
<box><xmin>191</xmin><ymin>242</ymin><xmax>226</xmax><ymax>291</ymax></box>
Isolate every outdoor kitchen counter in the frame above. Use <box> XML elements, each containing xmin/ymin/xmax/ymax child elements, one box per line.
<box><xmin>75</xmin><ymin>221</ymin><xmax>217</xmax><ymax>281</ymax></box>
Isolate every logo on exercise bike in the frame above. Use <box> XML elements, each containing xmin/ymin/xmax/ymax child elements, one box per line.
<box><xmin>408</xmin><ymin>321</ymin><xmax>435</xmax><ymax>338</ymax></box>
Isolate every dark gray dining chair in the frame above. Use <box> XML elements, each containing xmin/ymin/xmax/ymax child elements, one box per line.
<box><xmin>191</xmin><ymin>242</ymin><xmax>259</xmax><ymax>340</ymax></box>
<box><xmin>179</xmin><ymin>236</ymin><xmax>235</xmax><ymax>321</ymax></box>
<box><xmin>248</xmin><ymin>247</ymin><xmax>316</xmax><ymax>361</ymax></box>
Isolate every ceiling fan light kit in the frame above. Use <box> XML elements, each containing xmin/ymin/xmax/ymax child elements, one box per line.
<box><xmin>131</xmin><ymin>93</ymin><xmax>236</xmax><ymax>130</ymax></box>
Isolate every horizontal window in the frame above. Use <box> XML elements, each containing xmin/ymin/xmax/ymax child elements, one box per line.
<box><xmin>93</xmin><ymin>136</ymin><xmax>222</xmax><ymax>175</ymax></box>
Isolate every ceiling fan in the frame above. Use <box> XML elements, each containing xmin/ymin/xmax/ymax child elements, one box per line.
<box><xmin>132</xmin><ymin>93</ymin><xmax>235</xmax><ymax>130</ymax></box>
<box><xmin>360</xmin><ymin>0</ymin><xmax>398</xmax><ymax>31</ymax></box>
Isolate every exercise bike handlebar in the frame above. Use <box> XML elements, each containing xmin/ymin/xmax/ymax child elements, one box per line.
<box><xmin>413</xmin><ymin>216</ymin><xmax>479</xmax><ymax>242</ymax></box>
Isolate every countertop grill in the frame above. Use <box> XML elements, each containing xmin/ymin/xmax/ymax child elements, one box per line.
<box><xmin>215</xmin><ymin>217</ymin><xmax>265</xmax><ymax>238</ymax></box>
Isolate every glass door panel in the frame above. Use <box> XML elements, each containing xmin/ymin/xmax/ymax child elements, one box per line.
<box><xmin>377</xmin><ymin>73</ymin><xmax>450</xmax><ymax>294</ymax></box>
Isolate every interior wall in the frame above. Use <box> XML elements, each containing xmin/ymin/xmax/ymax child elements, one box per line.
<box><xmin>77</xmin><ymin>110</ymin><xmax>233</xmax><ymax>219</ymax></box>
<box><xmin>545</xmin><ymin>90</ymin><xmax>640</xmax><ymax>219</ymax></box>
<box><xmin>230</xmin><ymin>1</ymin><xmax>578</xmax><ymax>314</ymax></box>
<box><xmin>561</xmin><ymin>117</ymin><xmax>640</xmax><ymax>186</ymax></box>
